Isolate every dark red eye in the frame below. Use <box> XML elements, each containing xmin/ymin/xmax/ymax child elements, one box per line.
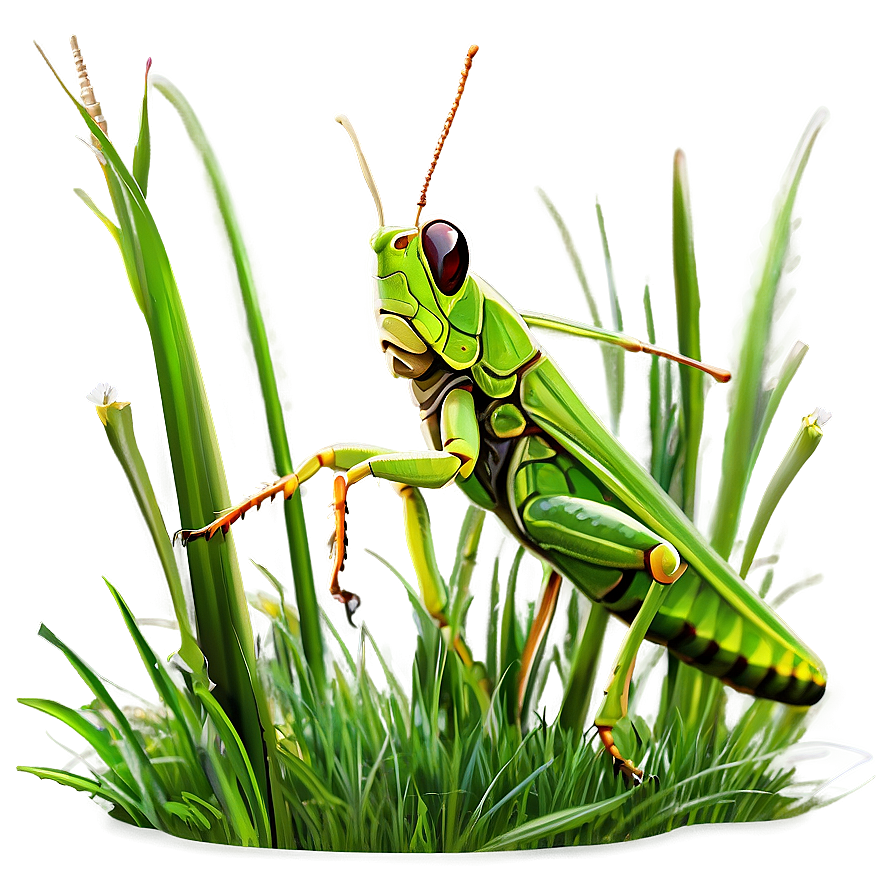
<box><xmin>421</xmin><ymin>220</ymin><xmax>469</xmax><ymax>296</ymax></box>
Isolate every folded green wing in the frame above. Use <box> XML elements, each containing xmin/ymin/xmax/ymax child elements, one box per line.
<box><xmin>519</xmin><ymin>355</ymin><xmax>825</xmax><ymax>680</ymax></box>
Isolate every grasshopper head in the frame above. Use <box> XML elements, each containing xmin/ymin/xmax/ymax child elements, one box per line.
<box><xmin>370</xmin><ymin>218</ymin><xmax>482</xmax><ymax>377</ymax></box>
<box><xmin>371</xmin><ymin>221</ymin><xmax>482</xmax><ymax>378</ymax></box>
<box><xmin>340</xmin><ymin>46</ymin><xmax>483</xmax><ymax>378</ymax></box>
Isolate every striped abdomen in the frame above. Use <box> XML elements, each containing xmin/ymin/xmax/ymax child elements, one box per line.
<box><xmin>501</xmin><ymin>434</ymin><xmax>826</xmax><ymax>707</ymax></box>
<box><xmin>606</xmin><ymin>572</ymin><xmax>825</xmax><ymax>705</ymax></box>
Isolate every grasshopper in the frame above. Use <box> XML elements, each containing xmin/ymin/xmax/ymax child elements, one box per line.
<box><xmin>178</xmin><ymin>46</ymin><xmax>826</xmax><ymax>782</ymax></box>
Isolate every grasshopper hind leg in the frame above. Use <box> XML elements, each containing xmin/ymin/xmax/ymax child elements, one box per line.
<box><xmin>517</xmin><ymin>487</ymin><xmax>685</xmax><ymax>783</ymax></box>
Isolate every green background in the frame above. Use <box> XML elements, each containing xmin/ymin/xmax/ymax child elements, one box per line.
<box><xmin>2</xmin><ymin>2</ymin><xmax>894</xmax><ymax>893</ymax></box>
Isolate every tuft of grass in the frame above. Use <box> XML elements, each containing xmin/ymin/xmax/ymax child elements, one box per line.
<box><xmin>19</xmin><ymin>44</ymin><xmax>852</xmax><ymax>851</ymax></box>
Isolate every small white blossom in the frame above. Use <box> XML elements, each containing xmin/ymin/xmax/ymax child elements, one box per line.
<box><xmin>87</xmin><ymin>382</ymin><xmax>118</xmax><ymax>406</ymax></box>
<box><xmin>84</xmin><ymin>380</ymin><xmax>130</xmax><ymax>426</ymax></box>
<box><xmin>807</xmin><ymin>407</ymin><xmax>832</xmax><ymax>428</ymax></box>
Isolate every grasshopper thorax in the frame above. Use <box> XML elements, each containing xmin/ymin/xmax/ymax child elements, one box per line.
<box><xmin>372</xmin><ymin>221</ymin><xmax>483</xmax><ymax>378</ymax></box>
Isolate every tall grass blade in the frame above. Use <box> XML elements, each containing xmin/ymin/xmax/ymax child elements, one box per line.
<box><xmin>537</xmin><ymin>188</ymin><xmax>621</xmax><ymax>433</ymax></box>
<box><xmin>153</xmin><ymin>76</ymin><xmax>325</xmax><ymax>692</ymax></box>
<box><xmin>36</xmin><ymin>44</ymin><xmax>291</xmax><ymax>844</ymax></box>
<box><xmin>94</xmin><ymin>397</ymin><xmax>203</xmax><ymax>673</ymax></box>
<box><xmin>744</xmin><ymin>341</ymin><xmax>809</xmax><ymax>488</ymax></box>
<box><xmin>711</xmin><ymin>110</ymin><xmax>828</xmax><ymax>558</ymax></box>
<box><xmin>193</xmin><ymin>684</ymin><xmax>270</xmax><ymax>847</ymax></box>
<box><xmin>132</xmin><ymin>58</ymin><xmax>151</xmax><ymax>196</ymax></box>
<box><xmin>671</xmin><ymin>150</ymin><xmax>704</xmax><ymax>519</ymax></box>
<box><xmin>595</xmin><ymin>199</ymin><xmax>625</xmax><ymax>432</ymax></box>
<box><xmin>34</xmin><ymin>624</ymin><xmax>166</xmax><ymax>827</ymax></box>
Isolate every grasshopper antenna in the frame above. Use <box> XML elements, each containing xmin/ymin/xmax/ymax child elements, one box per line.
<box><xmin>521</xmin><ymin>313</ymin><xmax>732</xmax><ymax>383</ymax></box>
<box><xmin>336</xmin><ymin>115</ymin><xmax>384</xmax><ymax>228</ymax></box>
<box><xmin>415</xmin><ymin>44</ymin><xmax>479</xmax><ymax>228</ymax></box>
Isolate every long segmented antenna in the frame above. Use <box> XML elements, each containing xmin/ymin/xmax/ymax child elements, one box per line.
<box><xmin>336</xmin><ymin>115</ymin><xmax>384</xmax><ymax>228</ymax></box>
<box><xmin>70</xmin><ymin>35</ymin><xmax>107</xmax><ymax>138</ymax></box>
<box><xmin>415</xmin><ymin>44</ymin><xmax>479</xmax><ymax>228</ymax></box>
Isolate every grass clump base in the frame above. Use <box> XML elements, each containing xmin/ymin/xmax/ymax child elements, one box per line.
<box><xmin>19</xmin><ymin>560</ymin><xmax>840</xmax><ymax>851</ymax></box>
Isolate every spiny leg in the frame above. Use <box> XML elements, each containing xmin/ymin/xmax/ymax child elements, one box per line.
<box><xmin>174</xmin><ymin>444</ymin><xmax>391</xmax><ymax>544</ymax></box>
<box><xmin>594</xmin><ymin>579</ymin><xmax>670</xmax><ymax>784</ymax></box>
<box><xmin>520</xmin><ymin>493</ymin><xmax>686</xmax><ymax>782</ymax></box>
<box><xmin>327</xmin><ymin>448</ymin><xmax>467</xmax><ymax>618</ymax></box>
<box><xmin>517</xmin><ymin>569</ymin><xmax>562</xmax><ymax>719</ymax></box>
<box><xmin>327</xmin><ymin>386</ymin><xmax>480</xmax><ymax>621</ymax></box>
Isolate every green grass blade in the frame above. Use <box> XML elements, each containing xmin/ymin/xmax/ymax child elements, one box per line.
<box><xmin>740</xmin><ymin>409</ymin><xmax>829</xmax><ymax>576</ymax></box>
<box><xmin>104</xmin><ymin>581</ymin><xmax>204</xmax><ymax>756</ymax></box>
<box><xmin>132</xmin><ymin>58</ymin><xmax>151</xmax><ymax>196</ymax></box>
<box><xmin>36</xmin><ymin>44</ymin><xmax>286</xmax><ymax>838</ymax></box>
<box><xmin>595</xmin><ymin>199</ymin><xmax>624</xmax><ymax>432</ymax></box>
<box><xmin>16</xmin><ymin>767</ymin><xmax>146</xmax><ymax>825</ymax></box>
<box><xmin>36</xmin><ymin>625</ymin><xmax>163</xmax><ymax>789</ymax></box>
<box><xmin>474</xmin><ymin>759</ymin><xmax>554</xmax><ymax>831</ymax></box>
<box><xmin>97</xmin><ymin>401</ymin><xmax>203</xmax><ymax>672</ymax></box>
<box><xmin>153</xmin><ymin>75</ymin><xmax>325</xmax><ymax>692</ymax></box>
<box><xmin>711</xmin><ymin>109</ymin><xmax>828</xmax><ymax>558</ymax></box>
<box><xmin>744</xmin><ymin>340</ymin><xmax>809</xmax><ymax>489</ymax></box>
<box><xmin>33</xmin><ymin>624</ymin><xmax>168</xmax><ymax>828</ymax></box>
<box><xmin>671</xmin><ymin>150</ymin><xmax>704</xmax><ymax>519</ymax></box>
<box><xmin>17</xmin><ymin>698</ymin><xmax>139</xmax><ymax>795</ymax></box>
<box><xmin>643</xmin><ymin>285</ymin><xmax>663</xmax><ymax>477</ymax></box>
<box><xmin>476</xmin><ymin>791</ymin><xmax>632</xmax><ymax>851</ymax></box>
<box><xmin>558</xmin><ymin>600</ymin><xmax>608</xmax><ymax>731</ymax></box>
<box><xmin>277</xmin><ymin>747</ymin><xmax>350</xmax><ymax>811</ymax></box>
<box><xmin>537</xmin><ymin>188</ymin><xmax>621</xmax><ymax>433</ymax></box>
<box><xmin>194</xmin><ymin>684</ymin><xmax>269</xmax><ymax>847</ymax></box>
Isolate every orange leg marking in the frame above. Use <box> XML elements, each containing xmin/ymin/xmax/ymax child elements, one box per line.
<box><xmin>328</xmin><ymin>475</ymin><xmax>359</xmax><ymax>624</ymax></box>
<box><xmin>517</xmin><ymin>570</ymin><xmax>562</xmax><ymax>718</ymax></box>
<box><xmin>174</xmin><ymin>472</ymin><xmax>301</xmax><ymax>545</ymax></box>
<box><xmin>598</xmin><ymin>726</ymin><xmax>644</xmax><ymax>785</ymax></box>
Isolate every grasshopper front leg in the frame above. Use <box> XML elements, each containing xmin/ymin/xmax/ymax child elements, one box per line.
<box><xmin>327</xmin><ymin>387</ymin><xmax>479</xmax><ymax>613</ymax></box>
<box><xmin>174</xmin><ymin>444</ymin><xmax>389</xmax><ymax>543</ymax></box>
<box><xmin>176</xmin><ymin>443</ymin><xmax>391</xmax><ymax>618</ymax></box>
<box><xmin>328</xmin><ymin>447</ymin><xmax>469</xmax><ymax>611</ymax></box>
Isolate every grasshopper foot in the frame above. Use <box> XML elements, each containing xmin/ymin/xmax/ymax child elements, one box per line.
<box><xmin>611</xmin><ymin>756</ymin><xmax>645</xmax><ymax>787</ymax></box>
<box><xmin>333</xmin><ymin>589</ymin><xmax>360</xmax><ymax>626</ymax></box>
<box><xmin>173</xmin><ymin>518</ymin><xmax>230</xmax><ymax>546</ymax></box>
<box><xmin>599</xmin><ymin>725</ymin><xmax>645</xmax><ymax>787</ymax></box>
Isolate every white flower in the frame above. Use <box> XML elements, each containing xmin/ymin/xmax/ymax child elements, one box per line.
<box><xmin>803</xmin><ymin>404</ymin><xmax>834</xmax><ymax>428</ymax></box>
<box><xmin>84</xmin><ymin>380</ymin><xmax>130</xmax><ymax>426</ymax></box>
<box><xmin>86</xmin><ymin>382</ymin><xmax>118</xmax><ymax>406</ymax></box>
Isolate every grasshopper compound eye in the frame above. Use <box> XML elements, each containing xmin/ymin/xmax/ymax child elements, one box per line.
<box><xmin>421</xmin><ymin>220</ymin><xmax>469</xmax><ymax>295</ymax></box>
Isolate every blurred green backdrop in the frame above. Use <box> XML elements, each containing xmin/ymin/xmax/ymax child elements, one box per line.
<box><xmin>0</xmin><ymin>2</ymin><xmax>894</xmax><ymax>893</ymax></box>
